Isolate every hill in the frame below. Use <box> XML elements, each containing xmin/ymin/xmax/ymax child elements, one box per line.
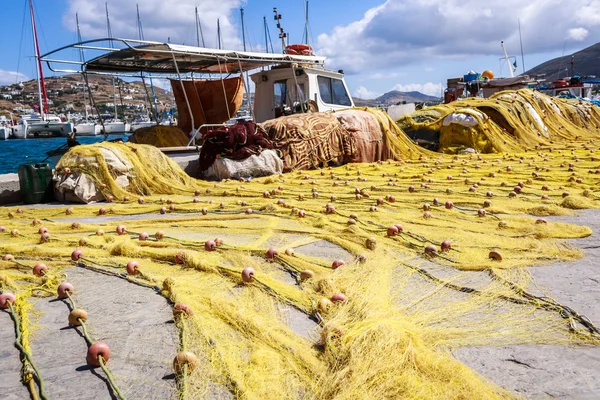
<box><xmin>524</xmin><ymin>42</ymin><xmax>600</xmax><ymax>82</ymax></box>
<box><xmin>353</xmin><ymin>90</ymin><xmax>440</xmax><ymax>107</ymax></box>
<box><xmin>0</xmin><ymin>74</ymin><xmax>173</xmax><ymax>118</ymax></box>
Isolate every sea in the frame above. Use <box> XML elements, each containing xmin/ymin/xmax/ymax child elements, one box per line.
<box><xmin>0</xmin><ymin>135</ymin><xmax>129</xmax><ymax>175</ymax></box>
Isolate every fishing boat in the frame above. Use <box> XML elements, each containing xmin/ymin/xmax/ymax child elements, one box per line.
<box><xmin>73</xmin><ymin>120</ymin><xmax>101</xmax><ymax>136</ymax></box>
<box><xmin>40</xmin><ymin>37</ymin><xmax>354</xmax><ymax>171</ymax></box>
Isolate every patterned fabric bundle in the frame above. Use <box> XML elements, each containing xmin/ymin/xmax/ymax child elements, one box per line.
<box><xmin>335</xmin><ymin>109</ymin><xmax>392</xmax><ymax>163</ymax></box>
<box><xmin>261</xmin><ymin>112</ymin><xmax>355</xmax><ymax>171</ymax></box>
<box><xmin>198</xmin><ymin>121</ymin><xmax>273</xmax><ymax>172</ymax></box>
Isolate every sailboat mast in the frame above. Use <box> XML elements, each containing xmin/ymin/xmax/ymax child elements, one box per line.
<box><xmin>137</xmin><ymin>4</ymin><xmax>160</xmax><ymax>121</ymax></box>
<box><xmin>264</xmin><ymin>17</ymin><xmax>268</xmax><ymax>53</ymax></box>
<box><xmin>217</xmin><ymin>18</ymin><xmax>222</xmax><ymax>49</ymax></box>
<box><xmin>195</xmin><ymin>7</ymin><xmax>205</xmax><ymax>47</ymax></box>
<box><xmin>240</xmin><ymin>8</ymin><xmax>246</xmax><ymax>51</ymax></box>
<box><xmin>518</xmin><ymin>18</ymin><xmax>526</xmax><ymax>74</ymax></box>
<box><xmin>76</xmin><ymin>13</ymin><xmax>89</xmax><ymax>120</ymax></box>
<box><xmin>105</xmin><ymin>2</ymin><xmax>118</xmax><ymax>120</ymax></box>
<box><xmin>29</xmin><ymin>0</ymin><xmax>48</xmax><ymax>119</ymax></box>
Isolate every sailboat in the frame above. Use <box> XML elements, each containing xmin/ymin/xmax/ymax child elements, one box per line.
<box><xmin>100</xmin><ymin>3</ymin><xmax>129</xmax><ymax>135</ymax></box>
<box><xmin>72</xmin><ymin>13</ymin><xmax>100</xmax><ymax>136</ymax></box>
<box><xmin>13</xmin><ymin>0</ymin><xmax>73</xmax><ymax>139</ymax></box>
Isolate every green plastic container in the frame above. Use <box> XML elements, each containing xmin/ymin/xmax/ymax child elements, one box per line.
<box><xmin>18</xmin><ymin>163</ymin><xmax>54</xmax><ymax>204</ymax></box>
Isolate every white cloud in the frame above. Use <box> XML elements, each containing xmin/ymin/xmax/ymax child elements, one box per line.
<box><xmin>392</xmin><ymin>82</ymin><xmax>443</xmax><ymax>97</ymax></box>
<box><xmin>354</xmin><ymin>86</ymin><xmax>381</xmax><ymax>99</ymax></box>
<box><xmin>63</xmin><ymin>0</ymin><xmax>244</xmax><ymax>50</ymax></box>
<box><xmin>567</xmin><ymin>27</ymin><xmax>589</xmax><ymax>41</ymax></box>
<box><xmin>316</xmin><ymin>0</ymin><xmax>600</xmax><ymax>74</ymax></box>
<box><xmin>0</xmin><ymin>69</ymin><xmax>29</xmax><ymax>86</ymax></box>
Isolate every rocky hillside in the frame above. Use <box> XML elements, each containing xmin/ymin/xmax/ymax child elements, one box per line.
<box><xmin>524</xmin><ymin>42</ymin><xmax>600</xmax><ymax>82</ymax></box>
<box><xmin>0</xmin><ymin>74</ymin><xmax>173</xmax><ymax>118</ymax></box>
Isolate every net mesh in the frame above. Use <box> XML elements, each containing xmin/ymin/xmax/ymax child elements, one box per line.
<box><xmin>2</xmin><ymin>142</ymin><xmax>600</xmax><ymax>398</ymax></box>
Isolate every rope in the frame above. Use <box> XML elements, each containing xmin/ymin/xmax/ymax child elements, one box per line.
<box><xmin>7</xmin><ymin>301</ymin><xmax>48</xmax><ymax>400</ymax></box>
<box><xmin>63</xmin><ymin>289</ymin><xmax>127</xmax><ymax>399</ymax></box>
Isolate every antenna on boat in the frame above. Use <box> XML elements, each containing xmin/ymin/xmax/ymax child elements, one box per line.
<box><xmin>273</xmin><ymin>8</ymin><xmax>287</xmax><ymax>52</ymax></box>
<box><xmin>29</xmin><ymin>0</ymin><xmax>48</xmax><ymax>119</ymax></box>
<box><xmin>263</xmin><ymin>16</ymin><xmax>274</xmax><ymax>53</ymax></box>
<box><xmin>217</xmin><ymin>18</ymin><xmax>222</xmax><ymax>49</ymax></box>
<box><xmin>195</xmin><ymin>7</ymin><xmax>205</xmax><ymax>47</ymax></box>
<box><xmin>240</xmin><ymin>8</ymin><xmax>247</xmax><ymax>51</ymax></box>
<box><xmin>518</xmin><ymin>18</ymin><xmax>526</xmax><ymax>74</ymax></box>
<box><xmin>500</xmin><ymin>41</ymin><xmax>516</xmax><ymax>78</ymax></box>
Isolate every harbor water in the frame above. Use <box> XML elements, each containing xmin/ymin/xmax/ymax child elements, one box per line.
<box><xmin>0</xmin><ymin>135</ymin><xmax>129</xmax><ymax>174</ymax></box>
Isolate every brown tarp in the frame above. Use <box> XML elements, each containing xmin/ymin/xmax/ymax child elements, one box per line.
<box><xmin>170</xmin><ymin>77</ymin><xmax>244</xmax><ymax>134</ymax></box>
<box><xmin>261</xmin><ymin>112</ymin><xmax>355</xmax><ymax>172</ymax></box>
<box><xmin>335</xmin><ymin>110</ymin><xmax>391</xmax><ymax>163</ymax></box>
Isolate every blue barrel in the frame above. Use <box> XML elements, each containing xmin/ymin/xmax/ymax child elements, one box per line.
<box><xmin>18</xmin><ymin>163</ymin><xmax>54</xmax><ymax>204</ymax></box>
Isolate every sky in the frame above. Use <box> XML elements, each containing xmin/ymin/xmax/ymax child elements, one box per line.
<box><xmin>0</xmin><ymin>0</ymin><xmax>599</xmax><ymax>99</ymax></box>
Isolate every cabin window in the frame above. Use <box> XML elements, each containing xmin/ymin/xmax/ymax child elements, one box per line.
<box><xmin>317</xmin><ymin>76</ymin><xmax>351</xmax><ymax>106</ymax></box>
<box><xmin>274</xmin><ymin>80</ymin><xmax>287</xmax><ymax>110</ymax></box>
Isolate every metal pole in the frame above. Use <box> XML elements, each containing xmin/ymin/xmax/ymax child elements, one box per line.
<box><xmin>30</xmin><ymin>0</ymin><xmax>45</xmax><ymax>120</ymax></box>
<box><xmin>195</xmin><ymin>7</ymin><xmax>200</xmax><ymax>47</ymax></box>
<box><xmin>76</xmin><ymin>13</ymin><xmax>89</xmax><ymax>121</ymax></box>
<box><xmin>304</xmin><ymin>1</ymin><xmax>309</xmax><ymax>46</ymax></box>
<box><xmin>264</xmin><ymin>17</ymin><xmax>268</xmax><ymax>53</ymax></box>
<box><xmin>217</xmin><ymin>19</ymin><xmax>222</xmax><ymax>49</ymax></box>
<box><xmin>518</xmin><ymin>18</ymin><xmax>525</xmax><ymax>74</ymax></box>
<box><xmin>240</xmin><ymin>8</ymin><xmax>246</xmax><ymax>51</ymax></box>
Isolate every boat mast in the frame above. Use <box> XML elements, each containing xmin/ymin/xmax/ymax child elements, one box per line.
<box><xmin>76</xmin><ymin>13</ymin><xmax>89</xmax><ymax>121</ymax></box>
<box><xmin>29</xmin><ymin>0</ymin><xmax>48</xmax><ymax>119</ymax></box>
<box><xmin>105</xmin><ymin>2</ymin><xmax>118</xmax><ymax>120</ymax></box>
<box><xmin>501</xmin><ymin>41</ymin><xmax>515</xmax><ymax>78</ymax></box>
<box><xmin>195</xmin><ymin>7</ymin><xmax>205</xmax><ymax>47</ymax></box>
<box><xmin>137</xmin><ymin>4</ymin><xmax>160</xmax><ymax>121</ymax></box>
<box><xmin>240</xmin><ymin>8</ymin><xmax>246</xmax><ymax>51</ymax></box>
<box><xmin>304</xmin><ymin>1</ymin><xmax>309</xmax><ymax>46</ymax></box>
<box><xmin>518</xmin><ymin>19</ymin><xmax>525</xmax><ymax>74</ymax></box>
<box><xmin>217</xmin><ymin>18</ymin><xmax>222</xmax><ymax>49</ymax></box>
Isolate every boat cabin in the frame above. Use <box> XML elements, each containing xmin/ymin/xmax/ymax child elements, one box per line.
<box><xmin>251</xmin><ymin>66</ymin><xmax>353</xmax><ymax>123</ymax></box>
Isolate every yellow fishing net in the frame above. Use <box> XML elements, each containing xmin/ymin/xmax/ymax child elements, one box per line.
<box><xmin>128</xmin><ymin>125</ymin><xmax>192</xmax><ymax>147</ymax></box>
<box><xmin>2</xmin><ymin>143</ymin><xmax>600</xmax><ymax>398</ymax></box>
<box><xmin>397</xmin><ymin>89</ymin><xmax>600</xmax><ymax>154</ymax></box>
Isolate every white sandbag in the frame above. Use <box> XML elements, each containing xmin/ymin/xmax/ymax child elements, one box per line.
<box><xmin>53</xmin><ymin>173</ymin><xmax>106</xmax><ymax>203</ymax></box>
<box><xmin>202</xmin><ymin>149</ymin><xmax>283</xmax><ymax>180</ymax></box>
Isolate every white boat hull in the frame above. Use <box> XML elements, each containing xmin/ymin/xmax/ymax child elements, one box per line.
<box><xmin>26</xmin><ymin>121</ymin><xmax>73</xmax><ymax>137</ymax></box>
<box><xmin>74</xmin><ymin>123</ymin><xmax>100</xmax><ymax>136</ymax></box>
<box><xmin>101</xmin><ymin>122</ymin><xmax>127</xmax><ymax>134</ymax></box>
<box><xmin>11</xmin><ymin>125</ymin><xmax>27</xmax><ymax>139</ymax></box>
<box><xmin>0</xmin><ymin>127</ymin><xmax>9</xmax><ymax>140</ymax></box>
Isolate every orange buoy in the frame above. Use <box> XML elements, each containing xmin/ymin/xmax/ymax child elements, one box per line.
<box><xmin>87</xmin><ymin>342</ymin><xmax>111</xmax><ymax>367</ymax></box>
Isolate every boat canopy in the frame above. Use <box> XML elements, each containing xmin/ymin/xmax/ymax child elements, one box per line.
<box><xmin>41</xmin><ymin>38</ymin><xmax>326</xmax><ymax>75</ymax></box>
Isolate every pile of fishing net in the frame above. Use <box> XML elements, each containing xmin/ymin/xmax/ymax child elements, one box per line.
<box><xmin>397</xmin><ymin>89</ymin><xmax>600</xmax><ymax>154</ymax></box>
<box><xmin>2</xmin><ymin>144</ymin><xmax>600</xmax><ymax>399</ymax></box>
<box><xmin>128</xmin><ymin>125</ymin><xmax>191</xmax><ymax>147</ymax></box>
<box><xmin>53</xmin><ymin>142</ymin><xmax>202</xmax><ymax>203</ymax></box>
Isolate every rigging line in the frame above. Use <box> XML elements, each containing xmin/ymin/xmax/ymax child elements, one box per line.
<box><xmin>16</xmin><ymin>0</ymin><xmax>28</xmax><ymax>84</ymax></box>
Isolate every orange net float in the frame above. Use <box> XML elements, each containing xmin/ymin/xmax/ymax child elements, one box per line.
<box><xmin>57</xmin><ymin>282</ymin><xmax>74</xmax><ymax>299</ymax></box>
<box><xmin>33</xmin><ymin>263</ymin><xmax>48</xmax><ymax>277</ymax></box>
<box><xmin>68</xmin><ymin>309</ymin><xmax>88</xmax><ymax>326</ymax></box>
<box><xmin>116</xmin><ymin>225</ymin><xmax>127</xmax><ymax>235</ymax></box>
<box><xmin>330</xmin><ymin>293</ymin><xmax>347</xmax><ymax>303</ymax></box>
<box><xmin>241</xmin><ymin>267</ymin><xmax>255</xmax><ymax>283</ymax></box>
<box><xmin>173</xmin><ymin>303</ymin><xmax>194</xmax><ymax>318</ymax></box>
<box><xmin>87</xmin><ymin>342</ymin><xmax>111</xmax><ymax>367</ymax></box>
<box><xmin>204</xmin><ymin>240</ymin><xmax>217</xmax><ymax>251</ymax></box>
<box><xmin>0</xmin><ymin>292</ymin><xmax>16</xmax><ymax>309</ymax></box>
<box><xmin>0</xmin><ymin>226</ymin><xmax>5</xmax><ymax>232</ymax></box>
<box><xmin>266</xmin><ymin>248</ymin><xmax>279</xmax><ymax>261</ymax></box>
<box><xmin>126</xmin><ymin>261</ymin><xmax>140</xmax><ymax>275</ymax></box>
<box><xmin>173</xmin><ymin>351</ymin><xmax>198</xmax><ymax>375</ymax></box>
<box><xmin>331</xmin><ymin>260</ymin><xmax>345</xmax><ymax>270</ymax></box>
<box><xmin>441</xmin><ymin>240</ymin><xmax>452</xmax><ymax>252</ymax></box>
